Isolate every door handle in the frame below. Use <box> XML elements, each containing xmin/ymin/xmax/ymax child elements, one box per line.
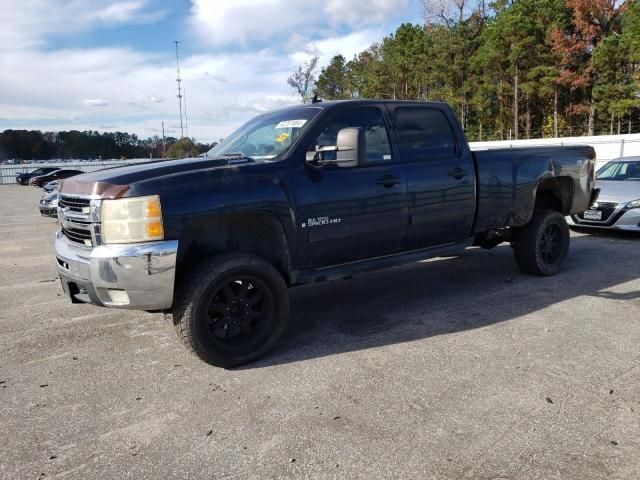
<box><xmin>448</xmin><ymin>167</ymin><xmax>469</xmax><ymax>180</ymax></box>
<box><xmin>377</xmin><ymin>175</ymin><xmax>402</xmax><ymax>188</ymax></box>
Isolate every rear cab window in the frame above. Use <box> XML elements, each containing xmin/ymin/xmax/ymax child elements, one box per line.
<box><xmin>394</xmin><ymin>107</ymin><xmax>458</xmax><ymax>161</ymax></box>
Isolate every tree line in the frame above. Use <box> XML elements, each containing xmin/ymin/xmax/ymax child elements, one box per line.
<box><xmin>0</xmin><ymin>129</ymin><xmax>214</xmax><ymax>161</ymax></box>
<box><xmin>292</xmin><ymin>0</ymin><xmax>640</xmax><ymax>141</ymax></box>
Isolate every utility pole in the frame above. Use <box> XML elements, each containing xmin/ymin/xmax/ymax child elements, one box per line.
<box><xmin>183</xmin><ymin>86</ymin><xmax>189</xmax><ymax>139</ymax></box>
<box><xmin>161</xmin><ymin>121</ymin><xmax>166</xmax><ymax>158</ymax></box>
<box><xmin>174</xmin><ymin>40</ymin><xmax>184</xmax><ymax>139</ymax></box>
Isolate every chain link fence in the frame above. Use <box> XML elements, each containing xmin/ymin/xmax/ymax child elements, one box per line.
<box><xmin>1</xmin><ymin>158</ymin><xmax>163</xmax><ymax>185</ymax></box>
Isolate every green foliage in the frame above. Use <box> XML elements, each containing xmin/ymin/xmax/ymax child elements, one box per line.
<box><xmin>166</xmin><ymin>137</ymin><xmax>203</xmax><ymax>159</ymax></box>
<box><xmin>0</xmin><ymin>130</ymin><xmax>211</xmax><ymax>161</ymax></box>
<box><xmin>315</xmin><ymin>55</ymin><xmax>352</xmax><ymax>99</ymax></box>
<box><xmin>312</xmin><ymin>0</ymin><xmax>640</xmax><ymax>139</ymax></box>
<box><xmin>590</xmin><ymin>0</ymin><xmax>640</xmax><ymax>133</ymax></box>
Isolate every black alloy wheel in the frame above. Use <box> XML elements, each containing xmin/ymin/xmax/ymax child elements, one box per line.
<box><xmin>539</xmin><ymin>223</ymin><xmax>563</xmax><ymax>264</ymax></box>
<box><xmin>206</xmin><ymin>276</ymin><xmax>274</xmax><ymax>343</ymax></box>
<box><xmin>172</xmin><ymin>253</ymin><xmax>289</xmax><ymax>368</ymax></box>
<box><xmin>513</xmin><ymin>209</ymin><xmax>570</xmax><ymax>276</ymax></box>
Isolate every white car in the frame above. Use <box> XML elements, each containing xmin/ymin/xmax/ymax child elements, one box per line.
<box><xmin>568</xmin><ymin>156</ymin><xmax>640</xmax><ymax>231</ymax></box>
<box><xmin>43</xmin><ymin>180</ymin><xmax>60</xmax><ymax>193</ymax></box>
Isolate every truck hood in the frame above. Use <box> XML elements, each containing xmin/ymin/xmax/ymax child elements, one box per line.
<box><xmin>596</xmin><ymin>180</ymin><xmax>640</xmax><ymax>203</ymax></box>
<box><xmin>59</xmin><ymin>157</ymin><xmax>253</xmax><ymax>198</ymax></box>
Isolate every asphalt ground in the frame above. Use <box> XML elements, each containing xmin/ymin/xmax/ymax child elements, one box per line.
<box><xmin>0</xmin><ymin>184</ymin><xmax>639</xmax><ymax>480</ymax></box>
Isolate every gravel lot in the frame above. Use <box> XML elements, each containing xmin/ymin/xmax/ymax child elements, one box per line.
<box><xmin>1</xmin><ymin>184</ymin><xmax>639</xmax><ymax>480</ymax></box>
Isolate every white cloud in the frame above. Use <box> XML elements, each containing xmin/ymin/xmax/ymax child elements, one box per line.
<box><xmin>325</xmin><ymin>0</ymin><xmax>410</xmax><ymax>26</ymax></box>
<box><xmin>0</xmin><ymin>44</ymin><xmax>302</xmax><ymax>141</ymax></box>
<box><xmin>0</xmin><ymin>0</ymin><xmax>421</xmax><ymax>143</ymax></box>
<box><xmin>128</xmin><ymin>96</ymin><xmax>166</xmax><ymax>108</ymax></box>
<box><xmin>0</xmin><ymin>0</ymin><xmax>166</xmax><ymax>50</ymax></box>
<box><xmin>82</xmin><ymin>99</ymin><xmax>110</xmax><ymax>107</ymax></box>
<box><xmin>189</xmin><ymin>0</ymin><xmax>304</xmax><ymax>46</ymax></box>
<box><xmin>289</xmin><ymin>29</ymin><xmax>387</xmax><ymax>66</ymax></box>
<box><xmin>95</xmin><ymin>1</ymin><xmax>164</xmax><ymax>23</ymax></box>
<box><xmin>189</xmin><ymin>0</ymin><xmax>412</xmax><ymax>47</ymax></box>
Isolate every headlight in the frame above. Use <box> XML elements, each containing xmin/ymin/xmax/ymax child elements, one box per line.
<box><xmin>101</xmin><ymin>195</ymin><xmax>164</xmax><ymax>244</ymax></box>
<box><xmin>626</xmin><ymin>199</ymin><xmax>640</xmax><ymax>209</ymax></box>
<box><xmin>50</xmin><ymin>198</ymin><xmax>58</xmax><ymax>207</ymax></box>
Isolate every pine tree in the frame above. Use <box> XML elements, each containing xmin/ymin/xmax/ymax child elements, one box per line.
<box><xmin>551</xmin><ymin>0</ymin><xmax>625</xmax><ymax>135</ymax></box>
<box><xmin>316</xmin><ymin>55</ymin><xmax>351</xmax><ymax>100</ymax></box>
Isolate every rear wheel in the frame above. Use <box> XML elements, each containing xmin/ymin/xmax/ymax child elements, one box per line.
<box><xmin>513</xmin><ymin>209</ymin><xmax>570</xmax><ymax>276</ymax></box>
<box><xmin>172</xmin><ymin>253</ymin><xmax>289</xmax><ymax>368</ymax></box>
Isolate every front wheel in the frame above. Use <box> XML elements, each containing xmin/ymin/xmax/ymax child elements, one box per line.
<box><xmin>171</xmin><ymin>253</ymin><xmax>289</xmax><ymax>368</ymax></box>
<box><xmin>513</xmin><ymin>209</ymin><xmax>570</xmax><ymax>276</ymax></box>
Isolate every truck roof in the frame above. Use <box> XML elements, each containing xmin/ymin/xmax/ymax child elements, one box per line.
<box><xmin>272</xmin><ymin>99</ymin><xmax>450</xmax><ymax>113</ymax></box>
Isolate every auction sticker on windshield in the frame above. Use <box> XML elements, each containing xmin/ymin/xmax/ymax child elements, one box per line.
<box><xmin>276</xmin><ymin>120</ymin><xmax>307</xmax><ymax>129</ymax></box>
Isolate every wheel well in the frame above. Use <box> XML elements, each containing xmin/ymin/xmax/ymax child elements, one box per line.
<box><xmin>534</xmin><ymin>177</ymin><xmax>574</xmax><ymax>215</ymax></box>
<box><xmin>177</xmin><ymin>213</ymin><xmax>291</xmax><ymax>283</ymax></box>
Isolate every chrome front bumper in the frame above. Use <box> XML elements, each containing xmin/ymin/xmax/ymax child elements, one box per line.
<box><xmin>54</xmin><ymin>230</ymin><xmax>178</xmax><ymax>310</ymax></box>
<box><xmin>568</xmin><ymin>208</ymin><xmax>640</xmax><ymax>232</ymax></box>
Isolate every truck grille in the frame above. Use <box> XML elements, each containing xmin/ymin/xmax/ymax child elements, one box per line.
<box><xmin>59</xmin><ymin>194</ymin><xmax>94</xmax><ymax>246</ymax></box>
<box><xmin>61</xmin><ymin>225</ymin><xmax>93</xmax><ymax>246</ymax></box>
<box><xmin>59</xmin><ymin>195</ymin><xmax>91</xmax><ymax>213</ymax></box>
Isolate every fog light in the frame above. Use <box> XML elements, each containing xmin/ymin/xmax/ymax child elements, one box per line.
<box><xmin>107</xmin><ymin>289</ymin><xmax>130</xmax><ymax>304</ymax></box>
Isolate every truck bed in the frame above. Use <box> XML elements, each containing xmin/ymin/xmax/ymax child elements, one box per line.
<box><xmin>471</xmin><ymin>145</ymin><xmax>596</xmax><ymax>233</ymax></box>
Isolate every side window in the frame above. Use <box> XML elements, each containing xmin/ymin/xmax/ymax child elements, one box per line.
<box><xmin>395</xmin><ymin>108</ymin><xmax>457</xmax><ymax>161</ymax></box>
<box><xmin>309</xmin><ymin>108</ymin><xmax>392</xmax><ymax>165</ymax></box>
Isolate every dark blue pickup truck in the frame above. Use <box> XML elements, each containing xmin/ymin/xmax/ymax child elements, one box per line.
<box><xmin>55</xmin><ymin>100</ymin><xmax>598</xmax><ymax>367</ymax></box>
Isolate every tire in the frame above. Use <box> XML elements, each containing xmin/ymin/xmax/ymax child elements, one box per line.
<box><xmin>513</xmin><ymin>209</ymin><xmax>570</xmax><ymax>276</ymax></box>
<box><xmin>171</xmin><ymin>253</ymin><xmax>289</xmax><ymax>368</ymax></box>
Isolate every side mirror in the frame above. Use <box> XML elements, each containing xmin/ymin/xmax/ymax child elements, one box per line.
<box><xmin>306</xmin><ymin>127</ymin><xmax>367</xmax><ymax>168</ymax></box>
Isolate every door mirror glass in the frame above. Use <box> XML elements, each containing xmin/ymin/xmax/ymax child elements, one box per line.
<box><xmin>306</xmin><ymin>107</ymin><xmax>391</xmax><ymax>166</ymax></box>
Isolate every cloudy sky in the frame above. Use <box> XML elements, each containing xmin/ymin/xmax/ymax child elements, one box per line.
<box><xmin>0</xmin><ymin>0</ymin><xmax>422</xmax><ymax>143</ymax></box>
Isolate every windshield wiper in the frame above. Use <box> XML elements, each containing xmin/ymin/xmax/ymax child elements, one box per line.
<box><xmin>221</xmin><ymin>152</ymin><xmax>247</xmax><ymax>158</ymax></box>
<box><xmin>219</xmin><ymin>152</ymin><xmax>254</xmax><ymax>164</ymax></box>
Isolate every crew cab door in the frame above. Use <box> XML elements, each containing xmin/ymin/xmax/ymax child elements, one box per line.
<box><xmin>294</xmin><ymin>106</ymin><xmax>408</xmax><ymax>267</ymax></box>
<box><xmin>388</xmin><ymin>105</ymin><xmax>476</xmax><ymax>248</ymax></box>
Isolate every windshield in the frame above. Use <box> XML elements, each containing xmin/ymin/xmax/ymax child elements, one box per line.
<box><xmin>597</xmin><ymin>160</ymin><xmax>640</xmax><ymax>181</ymax></box>
<box><xmin>207</xmin><ymin>107</ymin><xmax>320</xmax><ymax>161</ymax></box>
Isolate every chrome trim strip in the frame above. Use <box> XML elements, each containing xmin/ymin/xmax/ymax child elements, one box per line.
<box><xmin>58</xmin><ymin>192</ymin><xmax>103</xmax><ymax>200</ymax></box>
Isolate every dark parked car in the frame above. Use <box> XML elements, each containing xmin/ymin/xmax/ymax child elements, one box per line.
<box><xmin>16</xmin><ymin>167</ymin><xmax>59</xmax><ymax>185</ymax></box>
<box><xmin>55</xmin><ymin>100</ymin><xmax>597</xmax><ymax>367</ymax></box>
<box><xmin>30</xmin><ymin>169</ymin><xmax>84</xmax><ymax>187</ymax></box>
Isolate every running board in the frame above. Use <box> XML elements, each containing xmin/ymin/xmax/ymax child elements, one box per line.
<box><xmin>291</xmin><ymin>239</ymin><xmax>472</xmax><ymax>285</ymax></box>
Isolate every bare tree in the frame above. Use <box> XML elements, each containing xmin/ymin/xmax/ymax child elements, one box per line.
<box><xmin>287</xmin><ymin>56</ymin><xmax>320</xmax><ymax>103</ymax></box>
<box><xmin>423</xmin><ymin>0</ymin><xmax>487</xmax><ymax>26</ymax></box>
